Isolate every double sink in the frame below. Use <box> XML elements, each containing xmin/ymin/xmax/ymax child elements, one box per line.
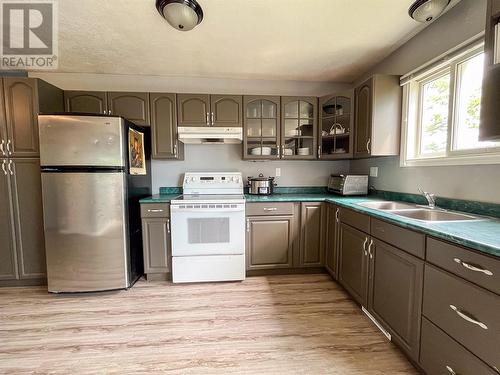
<box><xmin>357</xmin><ymin>201</ymin><xmax>480</xmax><ymax>223</ymax></box>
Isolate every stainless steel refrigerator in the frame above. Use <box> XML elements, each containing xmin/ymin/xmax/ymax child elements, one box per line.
<box><xmin>38</xmin><ymin>114</ymin><xmax>151</xmax><ymax>293</ymax></box>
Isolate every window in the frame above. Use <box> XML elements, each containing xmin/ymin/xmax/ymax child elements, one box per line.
<box><xmin>401</xmin><ymin>42</ymin><xmax>500</xmax><ymax>166</ymax></box>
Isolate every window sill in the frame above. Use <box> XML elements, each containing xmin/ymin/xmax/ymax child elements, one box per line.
<box><xmin>401</xmin><ymin>152</ymin><xmax>500</xmax><ymax>167</ymax></box>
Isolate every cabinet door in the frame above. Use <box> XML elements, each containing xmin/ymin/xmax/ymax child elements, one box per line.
<box><xmin>10</xmin><ymin>158</ymin><xmax>46</xmax><ymax>279</ymax></box>
<box><xmin>177</xmin><ymin>94</ymin><xmax>210</xmax><ymax>127</ymax></box>
<box><xmin>338</xmin><ymin>223</ymin><xmax>369</xmax><ymax>306</ymax></box>
<box><xmin>368</xmin><ymin>239</ymin><xmax>424</xmax><ymax>361</ymax></box>
<box><xmin>150</xmin><ymin>93</ymin><xmax>183</xmax><ymax>159</ymax></box>
<box><xmin>299</xmin><ymin>202</ymin><xmax>324</xmax><ymax>267</ymax></box>
<box><xmin>246</xmin><ymin>216</ymin><xmax>294</xmax><ymax>270</ymax></box>
<box><xmin>0</xmin><ymin>159</ymin><xmax>18</xmax><ymax>280</ymax></box>
<box><xmin>0</xmin><ymin>79</ymin><xmax>8</xmax><ymax>157</ymax></box>
<box><xmin>64</xmin><ymin>91</ymin><xmax>108</xmax><ymax>114</ymax></box>
<box><xmin>354</xmin><ymin>78</ymin><xmax>373</xmax><ymax>157</ymax></box>
<box><xmin>211</xmin><ymin>95</ymin><xmax>242</xmax><ymax>127</ymax></box>
<box><xmin>325</xmin><ymin>204</ymin><xmax>339</xmax><ymax>278</ymax></box>
<box><xmin>108</xmin><ymin>92</ymin><xmax>150</xmax><ymax>126</ymax></box>
<box><xmin>281</xmin><ymin>96</ymin><xmax>318</xmax><ymax>159</ymax></box>
<box><xmin>3</xmin><ymin>77</ymin><xmax>39</xmax><ymax>157</ymax></box>
<box><xmin>142</xmin><ymin>217</ymin><xmax>171</xmax><ymax>274</ymax></box>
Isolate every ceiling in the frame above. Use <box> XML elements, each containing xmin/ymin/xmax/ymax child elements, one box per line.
<box><xmin>55</xmin><ymin>0</ymin><xmax>435</xmax><ymax>83</ymax></box>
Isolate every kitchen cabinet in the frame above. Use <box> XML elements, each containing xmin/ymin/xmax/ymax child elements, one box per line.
<box><xmin>108</xmin><ymin>92</ymin><xmax>150</xmax><ymax>126</ymax></box>
<box><xmin>298</xmin><ymin>202</ymin><xmax>325</xmax><ymax>267</ymax></box>
<box><xmin>281</xmin><ymin>96</ymin><xmax>317</xmax><ymax>159</ymax></box>
<box><xmin>0</xmin><ymin>159</ymin><xmax>17</xmax><ymax>280</ymax></box>
<box><xmin>177</xmin><ymin>94</ymin><xmax>242</xmax><ymax>127</ymax></box>
<box><xmin>353</xmin><ymin>75</ymin><xmax>401</xmax><ymax>158</ymax></box>
<box><xmin>141</xmin><ymin>203</ymin><xmax>171</xmax><ymax>280</ymax></box>
<box><xmin>246</xmin><ymin>216</ymin><xmax>295</xmax><ymax>270</ymax></box>
<box><xmin>150</xmin><ymin>93</ymin><xmax>183</xmax><ymax>160</ymax></box>
<box><xmin>243</xmin><ymin>95</ymin><xmax>281</xmax><ymax>159</ymax></box>
<box><xmin>2</xmin><ymin>77</ymin><xmax>63</xmax><ymax>158</ymax></box>
<box><xmin>479</xmin><ymin>0</ymin><xmax>500</xmax><ymax>141</ymax></box>
<box><xmin>318</xmin><ymin>91</ymin><xmax>354</xmax><ymax>159</ymax></box>
<box><xmin>210</xmin><ymin>95</ymin><xmax>243</xmax><ymax>127</ymax></box>
<box><xmin>64</xmin><ymin>91</ymin><xmax>108</xmax><ymax>114</ymax></box>
<box><xmin>325</xmin><ymin>204</ymin><xmax>339</xmax><ymax>278</ymax></box>
<box><xmin>368</xmin><ymin>239</ymin><xmax>424</xmax><ymax>360</ymax></box>
<box><xmin>338</xmin><ymin>222</ymin><xmax>369</xmax><ymax>306</ymax></box>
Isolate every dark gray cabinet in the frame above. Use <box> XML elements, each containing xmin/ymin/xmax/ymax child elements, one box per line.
<box><xmin>368</xmin><ymin>239</ymin><xmax>424</xmax><ymax>361</ymax></box>
<box><xmin>479</xmin><ymin>0</ymin><xmax>500</xmax><ymax>141</ymax></box>
<box><xmin>210</xmin><ymin>95</ymin><xmax>242</xmax><ymax>127</ymax></box>
<box><xmin>141</xmin><ymin>203</ymin><xmax>171</xmax><ymax>280</ymax></box>
<box><xmin>177</xmin><ymin>94</ymin><xmax>210</xmax><ymax>127</ymax></box>
<box><xmin>299</xmin><ymin>202</ymin><xmax>324</xmax><ymax>267</ymax></box>
<box><xmin>325</xmin><ymin>204</ymin><xmax>339</xmax><ymax>278</ymax></box>
<box><xmin>150</xmin><ymin>93</ymin><xmax>183</xmax><ymax>160</ymax></box>
<box><xmin>64</xmin><ymin>91</ymin><xmax>108</xmax><ymax>114</ymax></box>
<box><xmin>0</xmin><ymin>159</ymin><xmax>17</xmax><ymax>281</ymax></box>
<box><xmin>108</xmin><ymin>92</ymin><xmax>150</xmax><ymax>126</ymax></box>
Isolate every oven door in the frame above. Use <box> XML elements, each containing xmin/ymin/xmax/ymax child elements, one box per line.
<box><xmin>170</xmin><ymin>203</ymin><xmax>245</xmax><ymax>256</ymax></box>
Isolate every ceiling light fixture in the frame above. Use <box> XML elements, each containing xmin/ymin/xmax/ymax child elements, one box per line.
<box><xmin>156</xmin><ymin>0</ymin><xmax>204</xmax><ymax>31</ymax></box>
<box><xmin>408</xmin><ymin>0</ymin><xmax>451</xmax><ymax>23</ymax></box>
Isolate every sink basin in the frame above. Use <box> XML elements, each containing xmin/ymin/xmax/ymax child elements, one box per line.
<box><xmin>390</xmin><ymin>209</ymin><xmax>479</xmax><ymax>222</ymax></box>
<box><xmin>358</xmin><ymin>201</ymin><xmax>416</xmax><ymax>210</ymax></box>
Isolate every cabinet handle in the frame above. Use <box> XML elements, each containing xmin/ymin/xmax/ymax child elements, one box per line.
<box><xmin>277</xmin><ymin>145</ymin><xmax>281</xmax><ymax>158</ymax></box>
<box><xmin>167</xmin><ymin>219</ymin><xmax>171</xmax><ymax>234</ymax></box>
<box><xmin>7</xmin><ymin>160</ymin><xmax>13</xmax><ymax>175</ymax></box>
<box><xmin>6</xmin><ymin>139</ymin><xmax>12</xmax><ymax>155</ymax></box>
<box><xmin>147</xmin><ymin>209</ymin><xmax>164</xmax><ymax>213</ymax></box>
<box><xmin>211</xmin><ymin>112</ymin><xmax>214</xmax><ymax>125</ymax></box>
<box><xmin>1</xmin><ymin>160</ymin><xmax>7</xmax><ymax>176</ymax></box>
<box><xmin>445</xmin><ymin>365</ymin><xmax>457</xmax><ymax>375</ymax></box>
<box><xmin>108</xmin><ymin>110</ymin><xmax>112</xmax><ymax>115</ymax></box>
<box><xmin>366</xmin><ymin>138</ymin><xmax>371</xmax><ymax>154</ymax></box>
<box><xmin>103</xmin><ymin>110</ymin><xmax>107</xmax><ymax>115</ymax></box>
<box><xmin>263</xmin><ymin>207</ymin><xmax>277</xmax><ymax>211</ymax></box>
<box><xmin>246</xmin><ymin>219</ymin><xmax>250</xmax><ymax>232</ymax></box>
<box><xmin>206</xmin><ymin>112</ymin><xmax>210</xmax><ymax>126</ymax></box>
<box><xmin>363</xmin><ymin>237</ymin><xmax>368</xmax><ymax>256</ymax></box>
<box><xmin>0</xmin><ymin>140</ymin><xmax>5</xmax><ymax>156</ymax></box>
<box><xmin>453</xmin><ymin>258</ymin><xmax>493</xmax><ymax>276</ymax></box>
<box><xmin>318</xmin><ymin>145</ymin><xmax>321</xmax><ymax>159</ymax></box>
<box><xmin>173</xmin><ymin>142</ymin><xmax>178</xmax><ymax>157</ymax></box>
<box><xmin>335</xmin><ymin>208</ymin><xmax>339</xmax><ymax>223</ymax></box>
<box><xmin>368</xmin><ymin>239</ymin><xmax>374</xmax><ymax>259</ymax></box>
<box><xmin>449</xmin><ymin>305</ymin><xmax>488</xmax><ymax>330</ymax></box>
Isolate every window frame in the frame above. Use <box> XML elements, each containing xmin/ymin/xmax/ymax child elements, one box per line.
<box><xmin>401</xmin><ymin>42</ymin><xmax>500</xmax><ymax>167</ymax></box>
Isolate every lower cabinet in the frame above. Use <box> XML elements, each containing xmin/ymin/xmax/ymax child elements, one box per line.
<box><xmin>0</xmin><ymin>158</ymin><xmax>46</xmax><ymax>285</ymax></box>
<box><xmin>298</xmin><ymin>202</ymin><xmax>325</xmax><ymax>267</ymax></box>
<box><xmin>246</xmin><ymin>215</ymin><xmax>295</xmax><ymax>270</ymax></box>
<box><xmin>141</xmin><ymin>204</ymin><xmax>171</xmax><ymax>280</ymax></box>
<box><xmin>325</xmin><ymin>204</ymin><xmax>339</xmax><ymax>278</ymax></box>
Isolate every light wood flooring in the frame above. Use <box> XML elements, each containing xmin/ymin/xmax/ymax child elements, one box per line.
<box><xmin>0</xmin><ymin>274</ymin><xmax>418</xmax><ymax>374</ymax></box>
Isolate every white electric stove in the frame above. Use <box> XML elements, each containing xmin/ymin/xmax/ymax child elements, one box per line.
<box><xmin>170</xmin><ymin>172</ymin><xmax>245</xmax><ymax>283</ymax></box>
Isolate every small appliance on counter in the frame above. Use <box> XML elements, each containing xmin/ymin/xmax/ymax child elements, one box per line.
<box><xmin>247</xmin><ymin>173</ymin><xmax>276</xmax><ymax>195</ymax></box>
<box><xmin>328</xmin><ymin>174</ymin><xmax>369</xmax><ymax>196</ymax></box>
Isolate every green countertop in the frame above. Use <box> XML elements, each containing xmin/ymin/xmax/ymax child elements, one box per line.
<box><xmin>140</xmin><ymin>192</ymin><xmax>500</xmax><ymax>258</ymax></box>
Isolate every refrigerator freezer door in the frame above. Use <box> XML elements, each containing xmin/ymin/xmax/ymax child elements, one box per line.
<box><xmin>39</xmin><ymin>115</ymin><xmax>126</xmax><ymax>167</ymax></box>
<box><xmin>41</xmin><ymin>172</ymin><xmax>129</xmax><ymax>292</ymax></box>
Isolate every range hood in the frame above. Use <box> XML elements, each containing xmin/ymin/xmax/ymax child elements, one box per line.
<box><xmin>178</xmin><ymin>126</ymin><xmax>243</xmax><ymax>144</ymax></box>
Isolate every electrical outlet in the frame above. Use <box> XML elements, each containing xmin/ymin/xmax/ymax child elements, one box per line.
<box><xmin>370</xmin><ymin>167</ymin><xmax>379</xmax><ymax>178</ymax></box>
<box><xmin>275</xmin><ymin>167</ymin><xmax>281</xmax><ymax>177</ymax></box>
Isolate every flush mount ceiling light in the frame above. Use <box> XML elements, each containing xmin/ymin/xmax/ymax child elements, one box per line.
<box><xmin>408</xmin><ymin>0</ymin><xmax>451</xmax><ymax>23</ymax></box>
<box><xmin>156</xmin><ymin>0</ymin><xmax>203</xmax><ymax>31</ymax></box>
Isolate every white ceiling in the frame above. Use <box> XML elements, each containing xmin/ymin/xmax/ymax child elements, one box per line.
<box><xmin>55</xmin><ymin>0</ymin><xmax>433</xmax><ymax>83</ymax></box>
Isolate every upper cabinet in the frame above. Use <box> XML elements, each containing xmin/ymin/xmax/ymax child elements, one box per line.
<box><xmin>150</xmin><ymin>93</ymin><xmax>183</xmax><ymax>160</ymax></box>
<box><xmin>2</xmin><ymin>78</ymin><xmax>63</xmax><ymax>158</ymax></box>
<box><xmin>353</xmin><ymin>75</ymin><xmax>401</xmax><ymax>158</ymax></box>
<box><xmin>64</xmin><ymin>91</ymin><xmax>108</xmax><ymax>114</ymax></box>
<box><xmin>243</xmin><ymin>95</ymin><xmax>281</xmax><ymax>159</ymax></box>
<box><xmin>281</xmin><ymin>96</ymin><xmax>317</xmax><ymax>160</ymax></box>
<box><xmin>108</xmin><ymin>92</ymin><xmax>150</xmax><ymax>126</ymax></box>
<box><xmin>479</xmin><ymin>0</ymin><xmax>500</xmax><ymax>141</ymax></box>
<box><xmin>319</xmin><ymin>91</ymin><xmax>354</xmax><ymax>160</ymax></box>
<box><xmin>177</xmin><ymin>94</ymin><xmax>242</xmax><ymax>127</ymax></box>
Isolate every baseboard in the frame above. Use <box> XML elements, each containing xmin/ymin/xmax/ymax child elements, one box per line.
<box><xmin>246</xmin><ymin>267</ymin><xmax>327</xmax><ymax>277</ymax></box>
<box><xmin>0</xmin><ymin>278</ymin><xmax>47</xmax><ymax>287</ymax></box>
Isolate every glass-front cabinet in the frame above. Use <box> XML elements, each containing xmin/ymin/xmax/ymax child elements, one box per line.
<box><xmin>281</xmin><ymin>97</ymin><xmax>317</xmax><ymax>159</ymax></box>
<box><xmin>318</xmin><ymin>91</ymin><xmax>354</xmax><ymax>159</ymax></box>
<box><xmin>243</xmin><ymin>96</ymin><xmax>281</xmax><ymax>159</ymax></box>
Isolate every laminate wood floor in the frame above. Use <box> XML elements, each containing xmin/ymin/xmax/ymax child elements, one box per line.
<box><xmin>0</xmin><ymin>274</ymin><xmax>418</xmax><ymax>374</ymax></box>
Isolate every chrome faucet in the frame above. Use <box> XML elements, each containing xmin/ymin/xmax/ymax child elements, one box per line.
<box><xmin>418</xmin><ymin>188</ymin><xmax>436</xmax><ymax>209</ymax></box>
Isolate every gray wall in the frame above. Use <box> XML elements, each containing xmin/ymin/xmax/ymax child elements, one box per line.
<box><xmin>350</xmin><ymin>0</ymin><xmax>500</xmax><ymax>203</ymax></box>
<box><xmin>152</xmin><ymin>145</ymin><xmax>349</xmax><ymax>192</ymax></box>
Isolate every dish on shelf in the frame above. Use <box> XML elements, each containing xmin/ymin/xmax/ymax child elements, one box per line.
<box><xmin>251</xmin><ymin>147</ymin><xmax>272</xmax><ymax>155</ymax></box>
<box><xmin>297</xmin><ymin>147</ymin><xmax>310</xmax><ymax>155</ymax></box>
<box><xmin>283</xmin><ymin>148</ymin><xmax>294</xmax><ymax>156</ymax></box>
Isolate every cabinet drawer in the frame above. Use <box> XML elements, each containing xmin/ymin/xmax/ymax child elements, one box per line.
<box><xmin>420</xmin><ymin>317</ymin><xmax>496</xmax><ymax>375</ymax></box>
<box><xmin>427</xmin><ymin>237</ymin><xmax>500</xmax><ymax>295</ymax></box>
<box><xmin>371</xmin><ymin>218</ymin><xmax>425</xmax><ymax>259</ymax></box>
<box><xmin>423</xmin><ymin>265</ymin><xmax>500</xmax><ymax>370</ymax></box>
<box><xmin>246</xmin><ymin>202</ymin><xmax>294</xmax><ymax>216</ymax></box>
<box><xmin>140</xmin><ymin>203</ymin><xmax>170</xmax><ymax>218</ymax></box>
<box><xmin>339</xmin><ymin>208</ymin><xmax>370</xmax><ymax>233</ymax></box>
